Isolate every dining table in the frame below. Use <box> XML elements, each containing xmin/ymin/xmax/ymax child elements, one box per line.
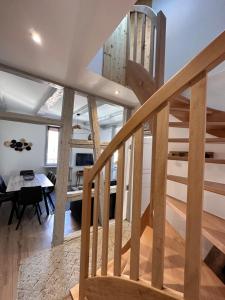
<box><xmin>7</xmin><ymin>173</ymin><xmax>54</xmax><ymax>215</ymax></box>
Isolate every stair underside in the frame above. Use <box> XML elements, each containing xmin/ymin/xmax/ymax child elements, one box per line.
<box><xmin>167</xmin><ymin>195</ymin><xmax>225</xmax><ymax>254</ymax></box>
<box><xmin>168</xmin><ymin>155</ymin><xmax>225</xmax><ymax>164</ymax></box>
<box><xmin>121</xmin><ymin>222</ymin><xmax>225</xmax><ymax>299</ymax></box>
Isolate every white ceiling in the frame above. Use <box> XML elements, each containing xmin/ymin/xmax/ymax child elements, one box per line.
<box><xmin>0</xmin><ymin>0</ymin><xmax>138</xmax><ymax>107</ymax></box>
<box><xmin>0</xmin><ymin>71</ymin><xmax>55</xmax><ymax>114</ymax></box>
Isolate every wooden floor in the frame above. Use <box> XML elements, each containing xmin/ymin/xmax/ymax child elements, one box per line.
<box><xmin>0</xmin><ymin>202</ymin><xmax>79</xmax><ymax>300</ymax></box>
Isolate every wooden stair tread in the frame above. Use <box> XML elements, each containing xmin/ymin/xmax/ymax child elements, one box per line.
<box><xmin>168</xmin><ymin>155</ymin><xmax>225</xmax><ymax>164</ymax></box>
<box><xmin>121</xmin><ymin>223</ymin><xmax>225</xmax><ymax>299</ymax></box>
<box><xmin>168</xmin><ymin>138</ymin><xmax>225</xmax><ymax>143</ymax></box>
<box><xmin>169</xmin><ymin>122</ymin><xmax>225</xmax><ymax>129</ymax></box>
<box><xmin>167</xmin><ymin>174</ymin><xmax>225</xmax><ymax>197</ymax></box>
<box><xmin>167</xmin><ymin>195</ymin><xmax>225</xmax><ymax>254</ymax></box>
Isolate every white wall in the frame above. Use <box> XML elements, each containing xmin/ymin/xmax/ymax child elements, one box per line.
<box><xmin>0</xmin><ymin>120</ymin><xmax>46</xmax><ymax>183</ymax></box>
<box><xmin>152</xmin><ymin>0</ymin><xmax>225</xmax><ymax>81</ymax></box>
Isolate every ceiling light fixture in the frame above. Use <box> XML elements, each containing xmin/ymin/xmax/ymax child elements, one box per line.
<box><xmin>115</xmin><ymin>90</ymin><xmax>120</xmax><ymax>95</ymax></box>
<box><xmin>30</xmin><ymin>29</ymin><xmax>42</xmax><ymax>45</ymax></box>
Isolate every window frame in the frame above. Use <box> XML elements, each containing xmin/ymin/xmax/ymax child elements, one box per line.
<box><xmin>45</xmin><ymin>125</ymin><xmax>60</xmax><ymax>166</ymax></box>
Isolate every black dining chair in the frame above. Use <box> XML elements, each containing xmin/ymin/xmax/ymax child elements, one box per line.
<box><xmin>16</xmin><ymin>186</ymin><xmax>43</xmax><ymax>230</ymax></box>
<box><xmin>44</xmin><ymin>173</ymin><xmax>56</xmax><ymax>211</ymax></box>
<box><xmin>0</xmin><ymin>175</ymin><xmax>18</xmax><ymax>224</ymax></box>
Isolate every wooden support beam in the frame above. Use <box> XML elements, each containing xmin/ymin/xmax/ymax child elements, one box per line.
<box><xmin>52</xmin><ymin>88</ymin><xmax>74</xmax><ymax>246</ymax></box>
<box><xmin>70</xmin><ymin>139</ymin><xmax>108</xmax><ymax>148</ymax></box>
<box><xmin>0</xmin><ymin>111</ymin><xmax>62</xmax><ymax>126</ymax></box>
<box><xmin>88</xmin><ymin>96</ymin><xmax>104</xmax><ymax>225</ymax></box>
<box><xmin>184</xmin><ymin>75</ymin><xmax>206</xmax><ymax>300</ymax></box>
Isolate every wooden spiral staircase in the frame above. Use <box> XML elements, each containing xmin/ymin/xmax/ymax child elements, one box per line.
<box><xmin>69</xmin><ymin>5</ymin><xmax>225</xmax><ymax>300</ymax></box>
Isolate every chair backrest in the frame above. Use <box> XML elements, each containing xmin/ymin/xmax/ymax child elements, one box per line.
<box><xmin>20</xmin><ymin>170</ymin><xmax>34</xmax><ymax>176</ymax></box>
<box><xmin>0</xmin><ymin>175</ymin><xmax>7</xmax><ymax>193</ymax></box>
<box><xmin>51</xmin><ymin>173</ymin><xmax>56</xmax><ymax>185</ymax></box>
<box><xmin>19</xmin><ymin>186</ymin><xmax>42</xmax><ymax>205</ymax></box>
<box><xmin>47</xmin><ymin>171</ymin><xmax>53</xmax><ymax>180</ymax></box>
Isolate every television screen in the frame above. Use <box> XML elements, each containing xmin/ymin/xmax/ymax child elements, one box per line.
<box><xmin>76</xmin><ymin>153</ymin><xmax>94</xmax><ymax>166</ymax></box>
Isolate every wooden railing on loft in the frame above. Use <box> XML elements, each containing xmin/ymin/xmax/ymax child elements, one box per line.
<box><xmin>103</xmin><ymin>5</ymin><xmax>162</xmax><ymax>86</ymax></box>
<box><xmin>73</xmin><ymin>30</ymin><xmax>225</xmax><ymax>300</ymax></box>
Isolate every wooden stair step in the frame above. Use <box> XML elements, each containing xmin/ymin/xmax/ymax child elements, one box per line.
<box><xmin>167</xmin><ymin>195</ymin><xmax>225</xmax><ymax>254</ymax></box>
<box><xmin>167</xmin><ymin>174</ymin><xmax>225</xmax><ymax>197</ymax></box>
<box><xmin>169</xmin><ymin>122</ymin><xmax>225</xmax><ymax>129</ymax></box>
<box><xmin>168</xmin><ymin>138</ymin><xmax>225</xmax><ymax>143</ymax></box>
<box><xmin>121</xmin><ymin>223</ymin><xmax>225</xmax><ymax>299</ymax></box>
<box><xmin>168</xmin><ymin>155</ymin><xmax>225</xmax><ymax>164</ymax></box>
<box><xmin>170</xmin><ymin>107</ymin><xmax>213</xmax><ymax>114</ymax></box>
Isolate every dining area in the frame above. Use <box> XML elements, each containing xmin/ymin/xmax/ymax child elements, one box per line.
<box><xmin>0</xmin><ymin>170</ymin><xmax>56</xmax><ymax>230</ymax></box>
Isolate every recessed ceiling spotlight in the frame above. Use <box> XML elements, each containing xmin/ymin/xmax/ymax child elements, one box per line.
<box><xmin>115</xmin><ymin>90</ymin><xmax>120</xmax><ymax>95</ymax></box>
<box><xmin>30</xmin><ymin>29</ymin><xmax>42</xmax><ymax>45</ymax></box>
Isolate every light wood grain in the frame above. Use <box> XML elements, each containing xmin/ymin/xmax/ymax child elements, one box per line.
<box><xmin>168</xmin><ymin>155</ymin><xmax>225</xmax><ymax>164</ymax></box>
<box><xmin>114</xmin><ymin>144</ymin><xmax>125</xmax><ymax>276</ymax></box>
<box><xmin>52</xmin><ymin>88</ymin><xmax>74</xmax><ymax>246</ymax></box>
<box><xmin>0</xmin><ymin>111</ymin><xmax>62</xmax><ymax>126</ymax></box>
<box><xmin>151</xmin><ymin>104</ymin><xmax>169</xmax><ymax>289</ymax></box>
<box><xmin>82</xmin><ymin>276</ymin><xmax>182</xmax><ymax>300</ymax></box>
<box><xmin>167</xmin><ymin>195</ymin><xmax>225</xmax><ymax>255</ymax></box>
<box><xmin>184</xmin><ymin>75</ymin><xmax>206</xmax><ymax>300</ymax></box>
<box><xmin>130</xmin><ymin>127</ymin><xmax>144</xmax><ymax>280</ymax></box>
<box><xmin>91</xmin><ymin>173</ymin><xmax>100</xmax><ymax>277</ymax></box>
<box><xmin>70</xmin><ymin>139</ymin><xmax>108</xmax><ymax>149</ymax></box>
<box><xmin>167</xmin><ymin>174</ymin><xmax>225</xmax><ymax>197</ymax></box>
<box><xmin>88</xmin><ymin>97</ymin><xmax>104</xmax><ymax>225</ymax></box>
<box><xmin>168</xmin><ymin>137</ymin><xmax>225</xmax><ymax>143</ymax></box>
<box><xmin>79</xmin><ymin>168</ymin><xmax>92</xmax><ymax>299</ymax></box>
<box><xmin>101</xmin><ymin>160</ymin><xmax>111</xmax><ymax>276</ymax></box>
<box><xmin>88</xmin><ymin>21</ymin><xmax>225</xmax><ymax>185</ymax></box>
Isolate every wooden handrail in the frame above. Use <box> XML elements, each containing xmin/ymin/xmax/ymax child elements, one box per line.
<box><xmin>87</xmin><ymin>30</ymin><xmax>225</xmax><ymax>183</ymax></box>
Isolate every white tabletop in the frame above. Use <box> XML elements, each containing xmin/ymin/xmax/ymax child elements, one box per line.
<box><xmin>6</xmin><ymin>173</ymin><xmax>54</xmax><ymax>192</ymax></box>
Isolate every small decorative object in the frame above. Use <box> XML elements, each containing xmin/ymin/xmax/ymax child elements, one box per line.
<box><xmin>3</xmin><ymin>138</ymin><xmax>33</xmax><ymax>152</ymax></box>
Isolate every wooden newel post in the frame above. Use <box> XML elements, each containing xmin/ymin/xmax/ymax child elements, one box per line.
<box><xmin>79</xmin><ymin>167</ymin><xmax>92</xmax><ymax>299</ymax></box>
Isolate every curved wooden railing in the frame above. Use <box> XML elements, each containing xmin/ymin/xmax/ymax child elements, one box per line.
<box><xmin>76</xmin><ymin>30</ymin><xmax>225</xmax><ymax>300</ymax></box>
<box><xmin>103</xmin><ymin>5</ymin><xmax>161</xmax><ymax>86</ymax></box>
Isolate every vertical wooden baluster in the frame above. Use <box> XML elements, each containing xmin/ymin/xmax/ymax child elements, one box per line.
<box><xmin>141</xmin><ymin>14</ymin><xmax>146</xmax><ymax>66</ymax></box>
<box><xmin>151</xmin><ymin>103</ymin><xmax>169</xmax><ymax>289</ymax></box>
<box><xmin>184</xmin><ymin>75</ymin><xmax>206</xmax><ymax>300</ymax></box>
<box><xmin>130</xmin><ymin>127</ymin><xmax>144</xmax><ymax>281</ymax></box>
<box><xmin>133</xmin><ymin>12</ymin><xmax>138</xmax><ymax>61</ymax></box>
<box><xmin>126</xmin><ymin>12</ymin><xmax>131</xmax><ymax>63</ymax></box>
<box><xmin>101</xmin><ymin>160</ymin><xmax>111</xmax><ymax>276</ymax></box>
<box><xmin>91</xmin><ymin>173</ymin><xmax>100</xmax><ymax>277</ymax></box>
<box><xmin>149</xmin><ymin>24</ymin><xmax>155</xmax><ymax>76</ymax></box>
<box><xmin>149</xmin><ymin>11</ymin><xmax>166</xmax><ymax>228</ymax></box>
<box><xmin>114</xmin><ymin>144</ymin><xmax>125</xmax><ymax>276</ymax></box>
<box><xmin>79</xmin><ymin>168</ymin><xmax>92</xmax><ymax>299</ymax></box>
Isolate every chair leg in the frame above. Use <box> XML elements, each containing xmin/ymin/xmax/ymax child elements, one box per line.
<box><xmin>16</xmin><ymin>205</ymin><xmax>26</xmax><ymax>230</ymax></box>
<box><xmin>43</xmin><ymin>190</ymin><xmax>49</xmax><ymax>216</ymax></box>
<box><xmin>8</xmin><ymin>201</ymin><xmax>17</xmax><ymax>225</ymax></box>
<box><xmin>47</xmin><ymin>193</ymin><xmax>55</xmax><ymax>210</ymax></box>
<box><xmin>37</xmin><ymin>203</ymin><xmax>42</xmax><ymax>215</ymax></box>
<box><xmin>35</xmin><ymin>204</ymin><xmax>42</xmax><ymax>225</ymax></box>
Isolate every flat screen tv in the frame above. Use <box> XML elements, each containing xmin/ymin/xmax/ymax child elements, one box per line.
<box><xmin>76</xmin><ymin>153</ymin><xmax>94</xmax><ymax>166</ymax></box>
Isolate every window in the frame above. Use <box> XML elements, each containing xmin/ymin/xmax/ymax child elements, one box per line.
<box><xmin>46</xmin><ymin>126</ymin><xmax>60</xmax><ymax>165</ymax></box>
